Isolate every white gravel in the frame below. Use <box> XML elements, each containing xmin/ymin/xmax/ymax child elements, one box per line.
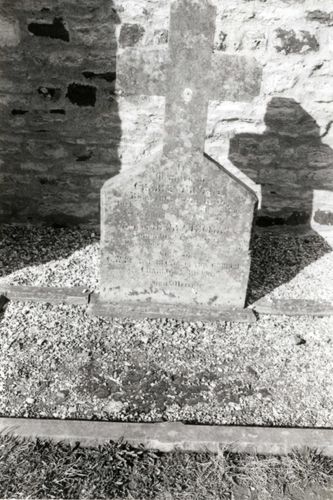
<box><xmin>0</xmin><ymin>225</ymin><xmax>99</xmax><ymax>289</ymax></box>
<box><xmin>0</xmin><ymin>224</ymin><xmax>333</xmax><ymax>426</ymax></box>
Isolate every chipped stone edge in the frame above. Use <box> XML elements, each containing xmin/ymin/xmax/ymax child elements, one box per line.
<box><xmin>1</xmin><ymin>418</ymin><xmax>333</xmax><ymax>456</ymax></box>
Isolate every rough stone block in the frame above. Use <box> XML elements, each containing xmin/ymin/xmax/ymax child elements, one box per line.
<box><xmin>274</xmin><ymin>29</ymin><xmax>319</xmax><ymax>54</ymax></box>
<box><xmin>307</xmin><ymin>10</ymin><xmax>333</xmax><ymax>26</ymax></box>
<box><xmin>0</xmin><ymin>16</ymin><xmax>20</xmax><ymax>47</ymax></box>
<box><xmin>119</xmin><ymin>23</ymin><xmax>145</xmax><ymax>47</ymax></box>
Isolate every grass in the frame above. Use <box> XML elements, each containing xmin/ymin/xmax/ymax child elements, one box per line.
<box><xmin>0</xmin><ymin>436</ymin><xmax>333</xmax><ymax>499</ymax></box>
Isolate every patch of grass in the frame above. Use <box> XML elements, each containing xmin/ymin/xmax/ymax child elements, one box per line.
<box><xmin>0</xmin><ymin>435</ymin><xmax>332</xmax><ymax>499</ymax></box>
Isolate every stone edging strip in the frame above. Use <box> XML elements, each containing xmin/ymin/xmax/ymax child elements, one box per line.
<box><xmin>252</xmin><ymin>298</ymin><xmax>333</xmax><ymax>316</ymax></box>
<box><xmin>89</xmin><ymin>293</ymin><xmax>256</xmax><ymax>322</ymax></box>
<box><xmin>1</xmin><ymin>286</ymin><xmax>333</xmax><ymax>318</ymax></box>
<box><xmin>1</xmin><ymin>418</ymin><xmax>333</xmax><ymax>456</ymax></box>
<box><xmin>0</xmin><ymin>285</ymin><xmax>91</xmax><ymax>306</ymax></box>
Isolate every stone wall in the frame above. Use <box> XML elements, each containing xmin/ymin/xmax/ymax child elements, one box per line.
<box><xmin>0</xmin><ymin>0</ymin><xmax>121</xmax><ymax>225</ymax></box>
<box><xmin>0</xmin><ymin>0</ymin><xmax>333</xmax><ymax>229</ymax></box>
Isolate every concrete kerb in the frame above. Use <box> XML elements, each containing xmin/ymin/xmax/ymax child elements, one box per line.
<box><xmin>1</xmin><ymin>418</ymin><xmax>333</xmax><ymax>456</ymax></box>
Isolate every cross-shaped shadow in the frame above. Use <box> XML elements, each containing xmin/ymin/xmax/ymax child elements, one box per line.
<box><xmin>229</xmin><ymin>97</ymin><xmax>333</xmax><ymax>304</ymax></box>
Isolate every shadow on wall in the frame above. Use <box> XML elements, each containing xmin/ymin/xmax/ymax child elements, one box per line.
<box><xmin>229</xmin><ymin>97</ymin><xmax>333</xmax><ymax>303</ymax></box>
<box><xmin>0</xmin><ymin>0</ymin><xmax>122</xmax><ymax>277</ymax></box>
<box><xmin>0</xmin><ymin>0</ymin><xmax>121</xmax><ymax>228</ymax></box>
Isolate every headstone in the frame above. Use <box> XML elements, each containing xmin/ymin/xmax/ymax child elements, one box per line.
<box><xmin>89</xmin><ymin>0</ymin><xmax>262</xmax><ymax>322</ymax></box>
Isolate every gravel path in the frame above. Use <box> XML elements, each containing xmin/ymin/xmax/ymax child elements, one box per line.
<box><xmin>0</xmin><ymin>224</ymin><xmax>333</xmax><ymax>426</ymax></box>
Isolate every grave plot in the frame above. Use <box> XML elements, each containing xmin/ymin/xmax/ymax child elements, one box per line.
<box><xmin>0</xmin><ymin>228</ymin><xmax>333</xmax><ymax>427</ymax></box>
<box><xmin>1</xmin><ymin>294</ymin><xmax>333</xmax><ymax>427</ymax></box>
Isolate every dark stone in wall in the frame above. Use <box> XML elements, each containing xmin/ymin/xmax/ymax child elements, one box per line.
<box><xmin>314</xmin><ymin>210</ymin><xmax>333</xmax><ymax>226</ymax></box>
<box><xmin>39</xmin><ymin>177</ymin><xmax>57</xmax><ymax>185</ymax></box>
<box><xmin>154</xmin><ymin>29</ymin><xmax>168</xmax><ymax>44</ymax></box>
<box><xmin>11</xmin><ymin>110</ymin><xmax>28</xmax><ymax>115</ymax></box>
<box><xmin>28</xmin><ymin>17</ymin><xmax>70</xmax><ymax>42</ymax></box>
<box><xmin>215</xmin><ymin>31</ymin><xmax>227</xmax><ymax>51</ymax></box>
<box><xmin>66</xmin><ymin>83</ymin><xmax>97</xmax><ymax>107</ymax></box>
<box><xmin>119</xmin><ymin>23</ymin><xmax>145</xmax><ymax>47</ymax></box>
<box><xmin>76</xmin><ymin>151</ymin><xmax>93</xmax><ymax>162</ymax></box>
<box><xmin>307</xmin><ymin>10</ymin><xmax>333</xmax><ymax>26</ymax></box>
<box><xmin>82</xmin><ymin>71</ymin><xmax>116</xmax><ymax>83</ymax></box>
<box><xmin>275</xmin><ymin>29</ymin><xmax>319</xmax><ymax>54</ymax></box>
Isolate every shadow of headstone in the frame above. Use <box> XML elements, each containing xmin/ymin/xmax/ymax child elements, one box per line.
<box><xmin>0</xmin><ymin>1</ymin><xmax>122</xmax><ymax>277</ymax></box>
<box><xmin>229</xmin><ymin>98</ymin><xmax>333</xmax><ymax>303</ymax></box>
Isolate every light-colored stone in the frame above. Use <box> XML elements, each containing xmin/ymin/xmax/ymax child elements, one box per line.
<box><xmin>0</xmin><ymin>16</ymin><xmax>20</xmax><ymax>47</ymax></box>
<box><xmin>2</xmin><ymin>417</ymin><xmax>333</xmax><ymax>456</ymax></box>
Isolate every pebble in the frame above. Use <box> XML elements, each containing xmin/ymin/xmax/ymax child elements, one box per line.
<box><xmin>294</xmin><ymin>335</ymin><xmax>306</xmax><ymax>346</ymax></box>
<box><xmin>105</xmin><ymin>400</ymin><xmax>124</xmax><ymax>413</ymax></box>
<box><xmin>56</xmin><ymin>390</ymin><xmax>69</xmax><ymax>402</ymax></box>
<box><xmin>94</xmin><ymin>387</ymin><xmax>111</xmax><ymax>399</ymax></box>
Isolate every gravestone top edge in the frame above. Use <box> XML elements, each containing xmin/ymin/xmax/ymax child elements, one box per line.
<box><xmin>102</xmin><ymin>152</ymin><xmax>258</xmax><ymax>203</ymax></box>
<box><xmin>204</xmin><ymin>153</ymin><xmax>258</xmax><ymax>200</ymax></box>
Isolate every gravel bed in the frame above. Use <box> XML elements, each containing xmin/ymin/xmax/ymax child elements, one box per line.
<box><xmin>0</xmin><ymin>225</ymin><xmax>99</xmax><ymax>289</ymax></box>
<box><xmin>0</xmin><ymin>224</ymin><xmax>333</xmax><ymax>426</ymax></box>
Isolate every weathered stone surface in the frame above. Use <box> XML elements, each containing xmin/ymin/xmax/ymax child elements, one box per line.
<box><xmin>99</xmin><ymin>155</ymin><xmax>256</xmax><ymax>316</ymax></box>
<box><xmin>2</xmin><ymin>418</ymin><xmax>333</xmax><ymax>456</ymax></box>
<box><xmin>0</xmin><ymin>285</ymin><xmax>90</xmax><ymax>305</ymax></box>
<box><xmin>116</xmin><ymin>50</ymin><xmax>262</xmax><ymax>102</ymax></box>
<box><xmin>1</xmin><ymin>0</ymin><xmax>333</xmax><ymax>228</ymax></box>
<box><xmin>0</xmin><ymin>16</ymin><xmax>20</xmax><ymax>47</ymax></box>
<box><xmin>253</xmin><ymin>298</ymin><xmax>333</xmax><ymax>317</ymax></box>
<box><xmin>0</xmin><ymin>0</ymin><xmax>121</xmax><ymax>226</ymax></box>
<box><xmin>275</xmin><ymin>28</ymin><xmax>319</xmax><ymax>54</ymax></box>
<box><xmin>90</xmin><ymin>294</ymin><xmax>256</xmax><ymax>322</ymax></box>
<box><xmin>93</xmin><ymin>0</ymin><xmax>259</xmax><ymax>320</ymax></box>
<box><xmin>119</xmin><ymin>23</ymin><xmax>145</xmax><ymax>47</ymax></box>
<box><xmin>307</xmin><ymin>10</ymin><xmax>333</xmax><ymax>26</ymax></box>
<box><xmin>314</xmin><ymin>210</ymin><xmax>333</xmax><ymax>226</ymax></box>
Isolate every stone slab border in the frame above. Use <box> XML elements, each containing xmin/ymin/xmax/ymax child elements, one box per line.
<box><xmin>89</xmin><ymin>293</ymin><xmax>256</xmax><ymax>323</ymax></box>
<box><xmin>0</xmin><ymin>285</ymin><xmax>90</xmax><ymax>306</ymax></box>
<box><xmin>1</xmin><ymin>286</ymin><xmax>333</xmax><ymax>319</ymax></box>
<box><xmin>1</xmin><ymin>418</ymin><xmax>333</xmax><ymax>456</ymax></box>
<box><xmin>251</xmin><ymin>298</ymin><xmax>333</xmax><ymax>317</ymax></box>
